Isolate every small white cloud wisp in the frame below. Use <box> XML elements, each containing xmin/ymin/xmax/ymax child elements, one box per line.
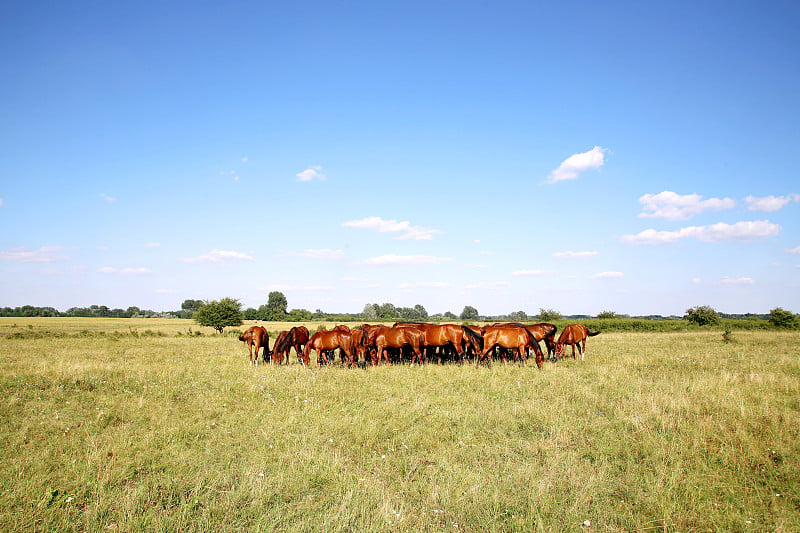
<box><xmin>621</xmin><ymin>220</ymin><xmax>781</xmax><ymax>245</ymax></box>
<box><xmin>547</xmin><ymin>146</ymin><xmax>608</xmax><ymax>184</ymax></box>
<box><xmin>637</xmin><ymin>191</ymin><xmax>735</xmax><ymax>220</ymax></box>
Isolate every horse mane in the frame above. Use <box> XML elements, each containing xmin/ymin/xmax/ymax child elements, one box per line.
<box><xmin>461</xmin><ymin>325</ymin><xmax>484</xmax><ymax>350</ymax></box>
<box><xmin>274</xmin><ymin>327</ymin><xmax>296</xmax><ymax>354</ymax></box>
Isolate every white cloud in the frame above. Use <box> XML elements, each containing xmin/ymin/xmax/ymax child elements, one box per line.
<box><xmin>547</xmin><ymin>146</ymin><xmax>608</xmax><ymax>184</ymax></box>
<box><xmin>590</xmin><ymin>271</ymin><xmax>624</xmax><ymax>279</ymax></box>
<box><xmin>621</xmin><ymin>220</ymin><xmax>781</xmax><ymax>245</ymax></box>
<box><xmin>241</xmin><ymin>157</ymin><xmax>248</xmax><ymax>163</ymax></box>
<box><xmin>97</xmin><ymin>267</ymin><xmax>152</xmax><ymax>275</ymax></box>
<box><xmin>552</xmin><ymin>251</ymin><xmax>598</xmax><ymax>259</ymax></box>
<box><xmin>296</xmin><ymin>166</ymin><xmax>325</xmax><ymax>182</ymax></box>
<box><xmin>178</xmin><ymin>250</ymin><xmax>255</xmax><ymax>263</ymax></box>
<box><xmin>294</xmin><ymin>249</ymin><xmax>345</xmax><ymax>260</ymax></box>
<box><xmin>692</xmin><ymin>278</ymin><xmax>702</xmax><ymax>284</ymax></box>
<box><xmin>721</xmin><ymin>277</ymin><xmax>755</xmax><ymax>285</ymax></box>
<box><xmin>637</xmin><ymin>191</ymin><xmax>735</xmax><ymax>220</ymax></box>
<box><xmin>512</xmin><ymin>269</ymin><xmax>556</xmax><ymax>277</ymax></box>
<box><xmin>0</xmin><ymin>197</ymin><xmax>4</xmax><ymax>207</ymax></box>
<box><xmin>362</xmin><ymin>254</ymin><xmax>453</xmax><ymax>266</ymax></box>
<box><xmin>343</xmin><ymin>216</ymin><xmax>441</xmax><ymax>240</ymax></box>
<box><xmin>465</xmin><ymin>281</ymin><xmax>511</xmax><ymax>290</ymax></box>
<box><xmin>99</xmin><ymin>193</ymin><xmax>116</xmax><ymax>203</ymax></box>
<box><xmin>786</xmin><ymin>246</ymin><xmax>800</xmax><ymax>254</ymax></box>
<box><xmin>0</xmin><ymin>246</ymin><xmax>67</xmax><ymax>263</ymax></box>
<box><xmin>145</xmin><ymin>242</ymin><xmax>161</xmax><ymax>248</ymax></box>
<box><xmin>398</xmin><ymin>281</ymin><xmax>452</xmax><ymax>289</ymax></box>
<box><xmin>745</xmin><ymin>194</ymin><xmax>800</xmax><ymax>212</ymax></box>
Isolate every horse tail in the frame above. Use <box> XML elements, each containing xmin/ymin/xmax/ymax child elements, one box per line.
<box><xmin>587</xmin><ymin>330</ymin><xmax>601</xmax><ymax>337</ymax></box>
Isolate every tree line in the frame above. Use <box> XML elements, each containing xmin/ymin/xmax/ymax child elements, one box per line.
<box><xmin>2</xmin><ymin>295</ymin><xmax>798</xmax><ymax>331</ymax></box>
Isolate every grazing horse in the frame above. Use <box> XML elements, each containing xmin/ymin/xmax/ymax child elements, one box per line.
<box><xmin>374</xmin><ymin>326</ymin><xmax>425</xmax><ymax>365</ymax></box>
<box><xmin>527</xmin><ymin>323</ymin><xmax>558</xmax><ymax>360</ymax></box>
<box><xmin>477</xmin><ymin>325</ymin><xmax>544</xmax><ymax>368</ymax></box>
<box><xmin>486</xmin><ymin>323</ymin><xmax>546</xmax><ymax>364</ymax></box>
<box><xmin>359</xmin><ymin>324</ymin><xmax>385</xmax><ymax>364</ymax></box>
<box><xmin>554</xmin><ymin>324</ymin><xmax>600</xmax><ymax>361</ymax></box>
<box><xmin>273</xmin><ymin>326</ymin><xmax>310</xmax><ymax>364</ymax></box>
<box><xmin>239</xmin><ymin>326</ymin><xmax>270</xmax><ymax>365</ymax></box>
<box><xmin>271</xmin><ymin>330</ymin><xmax>290</xmax><ymax>364</ymax></box>
<box><xmin>301</xmin><ymin>329</ymin><xmax>357</xmax><ymax>367</ymax></box>
<box><xmin>497</xmin><ymin>322</ymin><xmax>558</xmax><ymax>360</ymax></box>
<box><xmin>395</xmin><ymin>323</ymin><xmax>480</xmax><ymax>363</ymax></box>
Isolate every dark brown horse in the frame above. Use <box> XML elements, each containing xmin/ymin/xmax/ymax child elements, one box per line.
<box><xmin>239</xmin><ymin>326</ymin><xmax>270</xmax><ymax>365</ymax></box>
<box><xmin>273</xmin><ymin>326</ymin><xmax>310</xmax><ymax>364</ymax></box>
<box><xmin>301</xmin><ymin>329</ymin><xmax>357</xmax><ymax>367</ymax></box>
<box><xmin>477</xmin><ymin>325</ymin><xmax>543</xmax><ymax>368</ymax></box>
<box><xmin>554</xmin><ymin>324</ymin><xmax>600</xmax><ymax>361</ymax></box>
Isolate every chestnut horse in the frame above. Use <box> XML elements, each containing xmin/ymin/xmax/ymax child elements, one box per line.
<box><xmin>373</xmin><ymin>326</ymin><xmax>425</xmax><ymax>365</ymax></box>
<box><xmin>239</xmin><ymin>326</ymin><xmax>270</xmax><ymax>365</ymax></box>
<box><xmin>273</xmin><ymin>325</ymin><xmax>310</xmax><ymax>364</ymax></box>
<box><xmin>477</xmin><ymin>325</ymin><xmax>544</xmax><ymax>368</ymax></box>
<box><xmin>494</xmin><ymin>322</ymin><xmax>557</xmax><ymax>360</ymax></box>
<box><xmin>396</xmin><ymin>323</ymin><xmax>480</xmax><ymax>364</ymax></box>
<box><xmin>301</xmin><ymin>329</ymin><xmax>357</xmax><ymax>367</ymax></box>
<box><xmin>554</xmin><ymin>324</ymin><xmax>600</xmax><ymax>361</ymax></box>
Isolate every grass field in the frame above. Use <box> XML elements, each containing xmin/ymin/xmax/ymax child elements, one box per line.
<box><xmin>1</xmin><ymin>318</ymin><xmax>798</xmax><ymax>532</ymax></box>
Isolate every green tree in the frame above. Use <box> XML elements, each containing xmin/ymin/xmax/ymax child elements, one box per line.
<box><xmin>287</xmin><ymin>308</ymin><xmax>313</xmax><ymax>322</ymax></box>
<box><xmin>266</xmin><ymin>291</ymin><xmax>288</xmax><ymax>320</ymax></box>
<box><xmin>684</xmin><ymin>305</ymin><xmax>719</xmax><ymax>326</ymax></box>
<box><xmin>537</xmin><ymin>308</ymin><xmax>562</xmax><ymax>321</ymax></box>
<box><xmin>460</xmin><ymin>305</ymin><xmax>479</xmax><ymax>321</ymax></box>
<box><xmin>180</xmin><ymin>299</ymin><xmax>204</xmax><ymax>319</ymax></box>
<box><xmin>362</xmin><ymin>303</ymin><xmax>378</xmax><ymax>320</ymax></box>
<box><xmin>596</xmin><ymin>310</ymin><xmax>618</xmax><ymax>319</ymax></box>
<box><xmin>508</xmin><ymin>310</ymin><xmax>527</xmax><ymax>322</ymax></box>
<box><xmin>769</xmin><ymin>307</ymin><xmax>800</xmax><ymax>329</ymax></box>
<box><xmin>378</xmin><ymin>303</ymin><xmax>397</xmax><ymax>319</ymax></box>
<box><xmin>193</xmin><ymin>298</ymin><xmax>243</xmax><ymax>333</ymax></box>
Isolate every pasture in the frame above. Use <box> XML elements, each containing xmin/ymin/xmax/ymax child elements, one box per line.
<box><xmin>1</xmin><ymin>318</ymin><xmax>799</xmax><ymax>532</ymax></box>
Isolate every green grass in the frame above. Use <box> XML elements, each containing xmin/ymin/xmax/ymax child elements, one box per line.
<box><xmin>1</xmin><ymin>319</ymin><xmax>799</xmax><ymax>531</ymax></box>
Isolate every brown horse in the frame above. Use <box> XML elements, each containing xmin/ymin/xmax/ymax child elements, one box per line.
<box><xmin>487</xmin><ymin>323</ymin><xmax>546</xmax><ymax>363</ymax></box>
<box><xmin>554</xmin><ymin>324</ymin><xmax>600</xmax><ymax>361</ymax></box>
<box><xmin>359</xmin><ymin>323</ymin><xmax>385</xmax><ymax>364</ymax></box>
<box><xmin>271</xmin><ymin>330</ymin><xmax>290</xmax><ymax>364</ymax></box>
<box><xmin>239</xmin><ymin>326</ymin><xmax>270</xmax><ymax>365</ymax></box>
<box><xmin>301</xmin><ymin>329</ymin><xmax>357</xmax><ymax>367</ymax></box>
<box><xmin>273</xmin><ymin>325</ymin><xmax>310</xmax><ymax>364</ymax></box>
<box><xmin>494</xmin><ymin>322</ymin><xmax>557</xmax><ymax>360</ymax></box>
<box><xmin>373</xmin><ymin>326</ymin><xmax>425</xmax><ymax>365</ymax></box>
<box><xmin>395</xmin><ymin>322</ymin><xmax>481</xmax><ymax>363</ymax></box>
<box><xmin>477</xmin><ymin>325</ymin><xmax>543</xmax><ymax>368</ymax></box>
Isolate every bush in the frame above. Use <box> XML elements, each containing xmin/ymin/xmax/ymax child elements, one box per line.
<box><xmin>684</xmin><ymin>305</ymin><xmax>720</xmax><ymax>327</ymax></box>
<box><xmin>193</xmin><ymin>298</ymin><xmax>243</xmax><ymax>334</ymax></box>
<box><xmin>769</xmin><ymin>307</ymin><xmax>800</xmax><ymax>329</ymax></box>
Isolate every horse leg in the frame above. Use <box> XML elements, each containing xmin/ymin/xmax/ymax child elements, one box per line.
<box><xmin>581</xmin><ymin>339</ymin><xmax>586</xmax><ymax>360</ymax></box>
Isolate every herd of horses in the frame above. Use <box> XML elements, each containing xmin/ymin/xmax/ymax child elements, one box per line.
<box><xmin>238</xmin><ymin>322</ymin><xmax>600</xmax><ymax>368</ymax></box>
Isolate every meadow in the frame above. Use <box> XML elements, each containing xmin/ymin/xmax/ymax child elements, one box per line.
<box><xmin>1</xmin><ymin>318</ymin><xmax>798</xmax><ymax>532</ymax></box>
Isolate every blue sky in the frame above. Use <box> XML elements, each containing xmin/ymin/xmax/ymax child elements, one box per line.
<box><xmin>1</xmin><ymin>1</ymin><xmax>799</xmax><ymax>316</ymax></box>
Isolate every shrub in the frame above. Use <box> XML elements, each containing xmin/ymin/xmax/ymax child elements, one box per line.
<box><xmin>769</xmin><ymin>307</ymin><xmax>800</xmax><ymax>329</ymax></box>
<box><xmin>684</xmin><ymin>305</ymin><xmax>720</xmax><ymax>327</ymax></box>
